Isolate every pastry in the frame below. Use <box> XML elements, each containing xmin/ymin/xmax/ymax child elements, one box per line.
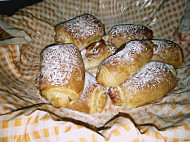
<box><xmin>109</xmin><ymin>61</ymin><xmax>177</xmax><ymax>108</ymax></box>
<box><xmin>39</xmin><ymin>44</ymin><xmax>85</xmax><ymax>108</ymax></box>
<box><xmin>150</xmin><ymin>39</ymin><xmax>183</xmax><ymax>68</ymax></box>
<box><xmin>96</xmin><ymin>40</ymin><xmax>154</xmax><ymax>87</ymax></box>
<box><xmin>67</xmin><ymin>71</ymin><xmax>108</xmax><ymax>114</ymax></box>
<box><xmin>81</xmin><ymin>39</ymin><xmax>117</xmax><ymax>70</ymax></box>
<box><xmin>103</xmin><ymin>24</ymin><xmax>153</xmax><ymax>48</ymax></box>
<box><xmin>54</xmin><ymin>14</ymin><xmax>106</xmax><ymax>50</ymax></box>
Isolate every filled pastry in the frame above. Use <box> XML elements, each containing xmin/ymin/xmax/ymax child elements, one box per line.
<box><xmin>39</xmin><ymin>44</ymin><xmax>85</xmax><ymax>108</ymax></box>
<box><xmin>54</xmin><ymin>14</ymin><xmax>106</xmax><ymax>50</ymax></box>
<box><xmin>96</xmin><ymin>40</ymin><xmax>154</xmax><ymax>87</ymax></box>
<box><xmin>103</xmin><ymin>24</ymin><xmax>153</xmax><ymax>48</ymax></box>
<box><xmin>67</xmin><ymin>71</ymin><xmax>108</xmax><ymax>114</ymax></box>
<box><xmin>109</xmin><ymin>61</ymin><xmax>177</xmax><ymax>108</ymax></box>
<box><xmin>150</xmin><ymin>39</ymin><xmax>183</xmax><ymax>68</ymax></box>
<box><xmin>81</xmin><ymin>39</ymin><xmax>117</xmax><ymax>70</ymax></box>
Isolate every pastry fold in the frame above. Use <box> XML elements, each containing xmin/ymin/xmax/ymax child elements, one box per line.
<box><xmin>109</xmin><ymin>61</ymin><xmax>177</xmax><ymax>108</ymax></box>
<box><xmin>67</xmin><ymin>71</ymin><xmax>107</xmax><ymax>114</ymax></box>
<box><xmin>81</xmin><ymin>39</ymin><xmax>117</xmax><ymax>70</ymax></box>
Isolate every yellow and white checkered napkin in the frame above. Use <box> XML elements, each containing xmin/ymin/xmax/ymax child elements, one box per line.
<box><xmin>0</xmin><ymin>0</ymin><xmax>190</xmax><ymax>141</ymax></box>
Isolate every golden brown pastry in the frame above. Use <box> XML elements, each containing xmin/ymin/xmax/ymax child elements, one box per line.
<box><xmin>150</xmin><ymin>39</ymin><xmax>183</xmax><ymax>68</ymax></box>
<box><xmin>109</xmin><ymin>61</ymin><xmax>177</xmax><ymax>108</ymax></box>
<box><xmin>67</xmin><ymin>71</ymin><xmax>107</xmax><ymax>114</ymax></box>
<box><xmin>96</xmin><ymin>40</ymin><xmax>154</xmax><ymax>87</ymax></box>
<box><xmin>54</xmin><ymin>14</ymin><xmax>106</xmax><ymax>50</ymax></box>
<box><xmin>103</xmin><ymin>24</ymin><xmax>153</xmax><ymax>48</ymax></box>
<box><xmin>81</xmin><ymin>39</ymin><xmax>117</xmax><ymax>70</ymax></box>
<box><xmin>39</xmin><ymin>44</ymin><xmax>85</xmax><ymax>108</ymax></box>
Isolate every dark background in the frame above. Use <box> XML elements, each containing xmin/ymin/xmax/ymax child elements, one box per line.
<box><xmin>0</xmin><ymin>0</ymin><xmax>43</xmax><ymax>16</ymax></box>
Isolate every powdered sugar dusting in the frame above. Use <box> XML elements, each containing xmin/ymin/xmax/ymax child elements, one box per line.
<box><xmin>80</xmin><ymin>72</ymin><xmax>96</xmax><ymax>101</ymax></box>
<box><xmin>40</xmin><ymin>44</ymin><xmax>82</xmax><ymax>86</ymax></box>
<box><xmin>80</xmin><ymin>71</ymin><xmax>105</xmax><ymax>101</ymax></box>
<box><xmin>102</xmin><ymin>40</ymin><xmax>148</xmax><ymax>65</ymax></box>
<box><xmin>109</xmin><ymin>24</ymin><xmax>151</xmax><ymax>38</ymax></box>
<box><xmin>122</xmin><ymin>61</ymin><xmax>174</xmax><ymax>94</ymax></box>
<box><xmin>151</xmin><ymin>39</ymin><xmax>179</xmax><ymax>54</ymax></box>
<box><xmin>58</xmin><ymin>14</ymin><xmax>104</xmax><ymax>39</ymax></box>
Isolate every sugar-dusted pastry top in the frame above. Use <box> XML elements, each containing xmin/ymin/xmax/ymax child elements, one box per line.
<box><xmin>54</xmin><ymin>14</ymin><xmax>106</xmax><ymax>50</ymax></box>
<box><xmin>96</xmin><ymin>40</ymin><xmax>154</xmax><ymax>87</ymax></box>
<box><xmin>39</xmin><ymin>44</ymin><xmax>85</xmax><ymax>108</ymax></box>
<box><xmin>103</xmin><ymin>24</ymin><xmax>153</xmax><ymax>48</ymax></box>
<box><xmin>81</xmin><ymin>39</ymin><xmax>117</xmax><ymax>70</ymax></box>
<box><xmin>120</xmin><ymin>61</ymin><xmax>177</xmax><ymax>91</ymax></box>
<box><xmin>109</xmin><ymin>61</ymin><xmax>177</xmax><ymax>108</ymax></box>
<box><xmin>40</xmin><ymin>44</ymin><xmax>84</xmax><ymax>87</ymax></box>
<box><xmin>150</xmin><ymin>39</ymin><xmax>183</xmax><ymax>68</ymax></box>
<box><xmin>38</xmin><ymin>13</ymin><xmax>180</xmax><ymax>111</ymax></box>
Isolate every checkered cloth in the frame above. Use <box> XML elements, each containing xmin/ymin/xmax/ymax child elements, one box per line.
<box><xmin>0</xmin><ymin>0</ymin><xmax>190</xmax><ymax>141</ymax></box>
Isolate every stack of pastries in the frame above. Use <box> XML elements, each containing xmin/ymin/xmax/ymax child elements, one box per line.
<box><xmin>39</xmin><ymin>14</ymin><xmax>183</xmax><ymax>114</ymax></box>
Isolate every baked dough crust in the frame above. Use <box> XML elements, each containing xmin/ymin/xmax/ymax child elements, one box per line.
<box><xmin>54</xmin><ymin>14</ymin><xmax>106</xmax><ymax>50</ymax></box>
<box><xmin>103</xmin><ymin>24</ymin><xmax>153</xmax><ymax>48</ymax></box>
<box><xmin>81</xmin><ymin>39</ymin><xmax>117</xmax><ymax>70</ymax></box>
<box><xmin>151</xmin><ymin>39</ymin><xmax>183</xmax><ymax>68</ymax></box>
<box><xmin>39</xmin><ymin>44</ymin><xmax>85</xmax><ymax>108</ymax></box>
<box><xmin>67</xmin><ymin>71</ymin><xmax>107</xmax><ymax>114</ymax></box>
<box><xmin>109</xmin><ymin>61</ymin><xmax>177</xmax><ymax>108</ymax></box>
<box><xmin>96</xmin><ymin>40</ymin><xmax>154</xmax><ymax>87</ymax></box>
